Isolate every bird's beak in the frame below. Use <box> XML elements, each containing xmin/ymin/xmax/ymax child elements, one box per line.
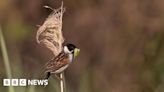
<box><xmin>74</xmin><ymin>48</ymin><xmax>80</xmax><ymax>58</ymax></box>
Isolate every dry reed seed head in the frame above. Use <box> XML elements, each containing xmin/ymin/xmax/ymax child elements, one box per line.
<box><xmin>36</xmin><ymin>3</ymin><xmax>65</xmax><ymax>56</ymax></box>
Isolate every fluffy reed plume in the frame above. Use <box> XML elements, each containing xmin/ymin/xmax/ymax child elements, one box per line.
<box><xmin>36</xmin><ymin>2</ymin><xmax>65</xmax><ymax>56</ymax></box>
<box><xmin>36</xmin><ymin>2</ymin><xmax>66</xmax><ymax>92</ymax></box>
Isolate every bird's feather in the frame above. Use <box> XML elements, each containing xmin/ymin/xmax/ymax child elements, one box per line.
<box><xmin>45</xmin><ymin>52</ymin><xmax>70</xmax><ymax>73</ymax></box>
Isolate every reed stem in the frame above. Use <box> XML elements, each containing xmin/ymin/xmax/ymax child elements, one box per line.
<box><xmin>60</xmin><ymin>72</ymin><xmax>66</xmax><ymax>92</ymax></box>
<box><xmin>0</xmin><ymin>27</ymin><xmax>15</xmax><ymax>92</ymax></box>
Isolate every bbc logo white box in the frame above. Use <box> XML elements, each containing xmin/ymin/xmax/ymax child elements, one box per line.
<box><xmin>19</xmin><ymin>79</ymin><xmax>26</xmax><ymax>86</ymax></box>
<box><xmin>3</xmin><ymin>79</ymin><xmax>10</xmax><ymax>86</ymax></box>
<box><xmin>12</xmin><ymin>79</ymin><xmax>18</xmax><ymax>86</ymax></box>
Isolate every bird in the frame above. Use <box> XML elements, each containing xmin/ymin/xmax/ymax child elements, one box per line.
<box><xmin>44</xmin><ymin>43</ymin><xmax>80</xmax><ymax>80</ymax></box>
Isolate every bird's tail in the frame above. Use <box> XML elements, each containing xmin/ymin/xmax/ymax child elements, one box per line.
<box><xmin>45</xmin><ymin>72</ymin><xmax>51</xmax><ymax>79</ymax></box>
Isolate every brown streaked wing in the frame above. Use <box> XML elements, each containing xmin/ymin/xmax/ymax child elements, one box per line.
<box><xmin>45</xmin><ymin>52</ymin><xmax>70</xmax><ymax>73</ymax></box>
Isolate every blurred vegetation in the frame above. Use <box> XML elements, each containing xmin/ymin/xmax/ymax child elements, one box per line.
<box><xmin>1</xmin><ymin>0</ymin><xmax>164</xmax><ymax>92</ymax></box>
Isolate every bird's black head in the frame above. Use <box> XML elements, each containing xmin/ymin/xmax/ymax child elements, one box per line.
<box><xmin>64</xmin><ymin>43</ymin><xmax>80</xmax><ymax>57</ymax></box>
<box><xmin>66</xmin><ymin>43</ymin><xmax>76</xmax><ymax>52</ymax></box>
<box><xmin>63</xmin><ymin>43</ymin><xmax>77</xmax><ymax>54</ymax></box>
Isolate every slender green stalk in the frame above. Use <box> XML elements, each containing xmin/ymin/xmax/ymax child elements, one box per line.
<box><xmin>0</xmin><ymin>27</ymin><xmax>15</xmax><ymax>92</ymax></box>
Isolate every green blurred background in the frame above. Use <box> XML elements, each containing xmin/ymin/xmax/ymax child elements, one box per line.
<box><xmin>1</xmin><ymin>0</ymin><xmax>164</xmax><ymax>92</ymax></box>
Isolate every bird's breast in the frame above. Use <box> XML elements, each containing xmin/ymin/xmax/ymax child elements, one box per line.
<box><xmin>68</xmin><ymin>54</ymin><xmax>73</xmax><ymax>62</ymax></box>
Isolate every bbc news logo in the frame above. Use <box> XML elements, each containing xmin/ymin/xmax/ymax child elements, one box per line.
<box><xmin>3</xmin><ymin>79</ymin><xmax>48</xmax><ymax>86</ymax></box>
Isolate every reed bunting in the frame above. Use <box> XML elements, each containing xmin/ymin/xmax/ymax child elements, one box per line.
<box><xmin>44</xmin><ymin>43</ymin><xmax>80</xmax><ymax>80</ymax></box>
